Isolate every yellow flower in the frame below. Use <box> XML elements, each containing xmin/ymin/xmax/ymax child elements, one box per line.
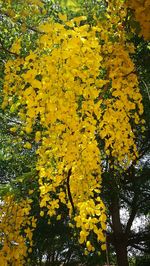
<box><xmin>24</xmin><ymin>142</ymin><xmax>32</xmax><ymax>149</ymax></box>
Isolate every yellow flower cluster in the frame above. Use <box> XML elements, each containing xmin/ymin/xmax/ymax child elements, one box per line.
<box><xmin>36</xmin><ymin>17</ymin><xmax>106</xmax><ymax>246</ymax></box>
<box><xmin>74</xmin><ymin>198</ymin><xmax>106</xmax><ymax>251</ymax></box>
<box><xmin>0</xmin><ymin>196</ymin><xmax>35</xmax><ymax>265</ymax></box>
<box><xmin>100</xmin><ymin>42</ymin><xmax>143</xmax><ymax>166</ymax></box>
<box><xmin>2</xmin><ymin>2</ymin><xmax>144</xmax><ymax>255</ymax></box>
<box><xmin>3</xmin><ymin>15</ymin><xmax>107</xmax><ymax>248</ymax></box>
<box><xmin>126</xmin><ymin>0</ymin><xmax>150</xmax><ymax>40</ymax></box>
<box><xmin>10</xmin><ymin>38</ymin><xmax>22</xmax><ymax>54</ymax></box>
<box><xmin>98</xmin><ymin>0</ymin><xmax>144</xmax><ymax>167</ymax></box>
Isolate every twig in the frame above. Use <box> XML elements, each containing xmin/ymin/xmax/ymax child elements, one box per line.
<box><xmin>1</xmin><ymin>11</ymin><xmax>43</xmax><ymax>34</ymax></box>
<box><xmin>0</xmin><ymin>40</ymin><xmax>19</xmax><ymax>57</ymax></box>
<box><xmin>142</xmin><ymin>80</ymin><xmax>150</xmax><ymax>101</ymax></box>
<box><xmin>106</xmin><ymin>235</ymin><xmax>110</xmax><ymax>266</ymax></box>
<box><xmin>66</xmin><ymin>168</ymin><xmax>75</xmax><ymax>215</ymax></box>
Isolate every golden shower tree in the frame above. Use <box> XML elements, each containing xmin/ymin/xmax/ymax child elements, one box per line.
<box><xmin>1</xmin><ymin>0</ymin><xmax>148</xmax><ymax>265</ymax></box>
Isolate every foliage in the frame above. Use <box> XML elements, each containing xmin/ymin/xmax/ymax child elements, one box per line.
<box><xmin>0</xmin><ymin>112</ymin><xmax>37</xmax><ymax>186</ymax></box>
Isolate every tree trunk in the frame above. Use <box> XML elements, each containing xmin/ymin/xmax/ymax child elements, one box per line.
<box><xmin>110</xmin><ymin>195</ymin><xmax>129</xmax><ymax>266</ymax></box>
<box><xmin>114</xmin><ymin>239</ymin><xmax>128</xmax><ymax>266</ymax></box>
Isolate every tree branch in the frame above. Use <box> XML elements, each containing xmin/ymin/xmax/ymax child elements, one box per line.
<box><xmin>0</xmin><ymin>40</ymin><xmax>19</xmax><ymax>57</ymax></box>
<box><xmin>1</xmin><ymin>11</ymin><xmax>43</xmax><ymax>34</ymax></box>
<box><xmin>131</xmin><ymin>244</ymin><xmax>149</xmax><ymax>253</ymax></box>
<box><xmin>142</xmin><ymin>80</ymin><xmax>150</xmax><ymax>101</ymax></box>
<box><xmin>66</xmin><ymin>168</ymin><xmax>75</xmax><ymax>215</ymax></box>
<box><xmin>128</xmin><ymin>231</ymin><xmax>150</xmax><ymax>246</ymax></box>
<box><xmin>125</xmin><ymin>194</ymin><xmax>138</xmax><ymax>235</ymax></box>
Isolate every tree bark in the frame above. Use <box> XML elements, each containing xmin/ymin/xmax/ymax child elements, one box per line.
<box><xmin>114</xmin><ymin>240</ymin><xmax>128</xmax><ymax>266</ymax></box>
<box><xmin>110</xmin><ymin>195</ymin><xmax>129</xmax><ymax>266</ymax></box>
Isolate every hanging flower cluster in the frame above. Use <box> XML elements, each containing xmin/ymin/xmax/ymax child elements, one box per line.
<box><xmin>1</xmin><ymin>0</ymin><xmax>144</xmax><ymax>262</ymax></box>
<box><xmin>0</xmin><ymin>196</ymin><xmax>36</xmax><ymax>265</ymax></box>
<box><xmin>126</xmin><ymin>0</ymin><xmax>150</xmax><ymax>40</ymax></box>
